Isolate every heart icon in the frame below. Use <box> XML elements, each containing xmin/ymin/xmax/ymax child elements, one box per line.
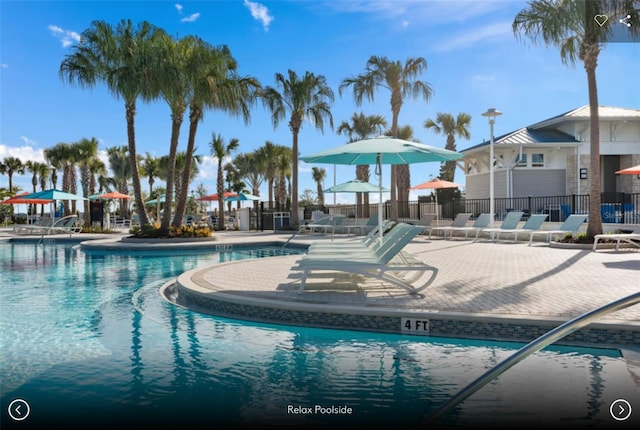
<box><xmin>594</xmin><ymin>14</ymin><xmax>608</xmax><ymax>27</ymax></box>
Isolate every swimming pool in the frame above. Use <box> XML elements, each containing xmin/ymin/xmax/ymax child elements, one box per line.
<box><xmin>1</xmin><ymin>242</ymin><xmax>638</xmax><ymax>428</ymax></box>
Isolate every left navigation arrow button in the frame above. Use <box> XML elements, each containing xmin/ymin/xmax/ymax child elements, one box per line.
<box><xmin>8</xmin><ymin>399</ymin><xmax>31</xmax><ymax>421</ymax></box>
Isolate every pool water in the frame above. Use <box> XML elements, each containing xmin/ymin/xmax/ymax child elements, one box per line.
<box><xmin>1</xmin><ymin>242</ymin><xmax>638</xmax><ymax>429</ymax></box>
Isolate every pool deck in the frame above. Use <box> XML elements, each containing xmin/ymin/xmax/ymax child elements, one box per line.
<box><xmin>2</xmin><ymin>227</ymin><xmax>639</xmax><ymax>349</ymax></box>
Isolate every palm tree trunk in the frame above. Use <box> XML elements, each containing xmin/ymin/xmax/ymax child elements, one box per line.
<box><xmin>217</xmin><ymin>162</ymin><xmax>225</xmax><ymax>230</ymax></box>
<box><xmin>173</xmin><ymin>107</ymin><xmax>201</xmax><ymax>227</ymax></box>
<box><xmin>390</xmin><ymin>109</ymin><xmax>400</xmax><ymax>222</ymax></box>
<box><xmin>126</xmin><ymin>102</ymin><xmax>150</xmax><ymax>227</ymax></box>
<box><xmin>585</xmin><ymin>60</ymin><xmax>602</xmax><ymax>239</ymax></box>
<box><xmin>161</xmin><ymin>117</ymin><xmax>183</xmax><ymax>232</ymax></box>
<box><xmin>291</xmin><ymin>130</ymin><xmax>300</xmax><ymax>226</ymax></box>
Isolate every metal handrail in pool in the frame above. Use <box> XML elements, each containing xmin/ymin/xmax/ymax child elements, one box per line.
<box><xmin>422</xmin><ymin>290</ymin><xmax>640</xmax><ymax>426</ymax></box>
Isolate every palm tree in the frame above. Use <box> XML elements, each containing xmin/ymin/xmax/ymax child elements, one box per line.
<box><xmin>44</xmin><ymin>142</ymin><xmax>77</xmax><ymax>216</ymax></box>
<box><xmin>60</xmin><ymin>19</ymin><xmax>161</xmax><ymax>227</ymax></box>
<box><xmin>424</xmin><ymin>112</ymin><xmax>472</xmax><ymax>182</ymax></box>
<box><xmin>340</xmin><ymin>56</ymin><xmax>433</xmax><ymax>221</ymax></box>
<box><xmin>107</xmin><ymin>146</ymin><xmax>132</xmax><ymax>218</ymax></box>
<box><xmin>37</xmin><ymin>162</ymin><xmax>50</xmax><ymax>216</ymax></box>
<box><xmin>75</xmin><ymin>137</ymin><xmax>100</xmax><ymax>224</ymax></box>
<box><xmin>274</xmin><ymin>149</ymin><xmax>292</xmax><ymax>209</ymax></box>
<box><xmin>223</xmin><ymin>162</ymin><xmax>247</xmax><ymax>211</ymax></box>
<box><xmin>337</xmin><ymin>112</ymin><xmax>388</xmax><ymax>216</ymax></box>
<box><xmin>1</xmin><ymin>157</ymin><xmax>25</xmax><ymax>194</ymax></box>
<box><xmin>255</xmin><ymin>141</ymin><xmax>282</xmax><ymax>208</ymax></box>
<box><xmin>233</xmin><ymin>151</ymin><xmax>264</xmax><ymax>211</ymax></box>
<box><xmin>174</xmin><ymin>38</ymin><xmax>260</xmax><ymax>228</ymax></box>
<box><xmin>311</xmin><ymin>167</ymin><xmax>326</xmax><ymax>207</ymax></box>
<box><xmin>140</xmin><ymin>153</ymin><xmax>160</xmax><ymax>196</ymax></box>
<box><xmin>209</xmin><ymin>133</ymin><xmax>239</xmax><ymax>229</ymax></box>
<box><xmin>261</xmin><ymin>69</ymin><xmax>334</xmax><ymax>226</ymax></box>
<box><xmin>147</xmin><ymin>31</ymin><xmax>192</xmax><ymax>232</ymax></box>
<box><xmin>25</xmin><ymin>160</ymin><xmax>42</xmax><ymax>217</ymax></box>
<box><xmin>513</xmin><ymin>0</ymin><xmax>639</xmax><ymax>239</ymax></box>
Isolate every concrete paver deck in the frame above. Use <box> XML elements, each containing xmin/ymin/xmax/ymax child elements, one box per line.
<box><xmin>181</xmin><ymin>233</ymin><xmax>640</xmax><ymax>324</ymax></box>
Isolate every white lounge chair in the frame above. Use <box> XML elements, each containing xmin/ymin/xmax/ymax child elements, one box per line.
<box><xmin>293</xmin><ymin>223</ymin><xmax>437</xmax><ymax>294</ymax></box>
<box><xmin>46</xmin><ymin>215</ymin><xmax>82</xmax><ymax>236</ymax></box>
<box><xmin>429</xmin><ymin>213</ymin><xmax>472</xmax><ymax>239</ymax></box>
<box><xmin>307</xmin><ymin>220</ymin><xmax>395</xmax><ymax>252</ymax></box>
<box><xmin>413</xmin><ymin>214</ymin><xmax>437</xmax><ymax>237</ymax></box>
<box><xmin>527</xmin><ymin>214</ymin><xmax>587</xmax><ymax>246</ymax></box>
<box><xmin>444</xmin><ymin>213</ymin><xmax>493</xmax><ymax>240</ymax></box>
<box><xmin>492</xmin><ymin>214</ymin><xmax>548</xmax><ymax>242</ymax></box>
<box><xmin>476</xmin><ymin>211</ymin><xmax>524</xmax><ymax>241</ymax></box>
<box><xmin>300</xmin><ymin>215</ymin><xmax>332</xmax><ymax>234</ymax></box>
<box><xmin>592</xmin><ymin>226</ymin><xmax>640</xmax><ymax>252</ymax></box>
<box><xmin>342</xmin><ymin>214</ymin><xmax>379</xmax><ymax>235</ymax></box>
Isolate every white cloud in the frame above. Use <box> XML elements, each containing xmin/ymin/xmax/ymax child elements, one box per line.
<box><xmin>195</xmin><ymin>155</ymin><xmax>219</xmax><ymax>181</ymax></box>
<box><xmin>401</xmin><ymin>20</ymin><xmax>410</xmax><ymax>28</ymax></box>
<box><xmin>244</xmin><ymin>0</ymin><xmax>274</xmax><ymax>32</ymax></box>
<box><xmin>432</xmin><ymin>21</ymin><xmax>512</xmax><ymax>52</ymax></box>
<box><xmin>0</xmin><ymin>144</ymin><xmax>46</xmax><ymax>164</ymax></box>
<box><xmin>180</xmin><ymin>13</ymin><xmax>201</xmax><ymax>23</ymax></box>
<box><xmin>1</xmin><ymin>64</ymin><xmax>7</xmax><ymax>69</ymax></box>
<box><xmin>48</xmin><ymin>24</ymin><xmax>81</xmax><ymax>48</ymax></box>
<box><xmin>20</xmin><ymin>136</ymin><xmax>38</xmax><ymax>146</ymax></box>
<box><xmin>175</xmin><ymin>4</ymin><xmax>183</xmax><ymax>13</ymax></box>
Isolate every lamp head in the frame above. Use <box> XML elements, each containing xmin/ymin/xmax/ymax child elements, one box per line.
<box><xmin>482</xmin><ymin>108</ymin><xmax>502</xmax><ymax>119</ymax></box>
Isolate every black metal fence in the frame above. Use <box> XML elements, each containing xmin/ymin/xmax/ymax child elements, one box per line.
<box><xmin>256</xmin><ymin>193</ymin><xmax>640</xmax><ymax>229</ymax></box>
<box><xmin>310</xmin><ymin>193</ymin><xmax>640</xmax><ymax>224</ymax></box>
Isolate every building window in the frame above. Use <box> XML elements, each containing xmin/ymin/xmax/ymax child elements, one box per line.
<box><xmin>532</xmin><ymin>153</ymin><xmax>544</xmax><ymax>167</ymax></box>
<box><xmin>515</xmin><ymin>153</ymin><xmax>527</xmax><ymax>166</ymax></box>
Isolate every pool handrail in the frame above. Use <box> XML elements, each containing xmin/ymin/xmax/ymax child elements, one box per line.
<box><xmin>421</xmin><ymin>290</ymin><xmax>640</xmax><ymax>426</ymax></box>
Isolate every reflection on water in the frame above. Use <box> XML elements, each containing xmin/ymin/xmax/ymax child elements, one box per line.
<box><xmin>1</xmin><ymin>243</ymin><xmax>638</xmax><ymax>428</ymax></box>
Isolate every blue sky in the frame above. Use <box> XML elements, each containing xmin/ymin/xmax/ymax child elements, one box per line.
<box><xmin>1</xmin><ymin>0</ymin><xmax>639</xmax><ymax>204</ymax></box>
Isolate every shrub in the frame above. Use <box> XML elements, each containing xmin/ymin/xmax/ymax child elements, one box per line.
<box><xmin>130</xmin><ymin>223</ymin><xmax>212</xmax><ymax>239</ymax></box>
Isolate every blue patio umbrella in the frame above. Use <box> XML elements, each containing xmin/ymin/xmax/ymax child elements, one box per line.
<box><xmin>301</xmin><ymin>136</ymin><xmax>462</xmax><ymax>243</ymax></box>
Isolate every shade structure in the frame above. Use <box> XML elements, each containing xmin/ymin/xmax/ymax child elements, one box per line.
<box><xmin>196</xmin><ymin>191</ymin><xmax>237</xmax><ymax>201</ymax></box>
<box><xmin>23</xmin><ymin>189</ymin><xmax>87</xmax><ymax>201</ymax></box>
<box><xmin>615</xmin><ymin>164</ymin><xmax>640</xmax><ymax>175</ymax></box>
<box><xmin>1</xmin><ymin>192</ymin><xmax>53</xmax><ymax>205</ymax></box>
<box><xmin>409</xmin><ymin>178</ymin><xmax>462</xmax><ymax>227</ymax></box>
<box><xmin>301</xmin><ymin>135</ymin><xmax>463</xmax><ymax>244</ymax></box>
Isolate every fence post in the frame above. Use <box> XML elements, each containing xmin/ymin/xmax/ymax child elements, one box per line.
<box><xmin>259</xmin><ymin>201</ymin><xmax>264</xmax><ymax>231</ymax></box>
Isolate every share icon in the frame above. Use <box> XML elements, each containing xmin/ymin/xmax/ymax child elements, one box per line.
<box><xmin>619</xmin><ymin>14</ymin><xmax>632</xmax><ymax>28</ymax></box>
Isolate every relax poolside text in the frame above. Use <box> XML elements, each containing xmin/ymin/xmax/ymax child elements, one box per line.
<box><xmin>287</xmin><ymin>405</ymin><xmax>353</xmax><ymax>415</ymax></box>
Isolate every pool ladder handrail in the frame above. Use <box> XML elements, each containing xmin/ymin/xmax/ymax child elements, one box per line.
<box><xmin>422</xmin><ymin>290</ymin><xmax>640</xmax><ymax>426</ymax></box>
<box><xmin>281</xmin><ymin>230</ymin><xmax>298</xmax><ymax>250</ymax></box>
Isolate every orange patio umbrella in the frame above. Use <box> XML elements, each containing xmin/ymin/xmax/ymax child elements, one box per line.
<box><xmin>409</xmin><ymin>178</ymin><xmax>462</xmax><ymax>227</ymax></box>
<box><xmin>1</xmin><ymin>192</ymin><xmax>54</xmax><ymax>205</ymax></box>
<box><xmin>615</xmin><ymin>164</ymin><xmax>640</xmax><ymax>175</ymax></box>
<box><xmin>196</xmin><ymin>191</ymin><xmax>238</xmax><ymax>201</ymax></box>
<box><xmin>96</xmin><ymin>191</ymin><xmax>132</xmax><ymax>199</ymax></box>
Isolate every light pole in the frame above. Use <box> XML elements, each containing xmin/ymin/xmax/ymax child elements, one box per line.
<box><xmin>482</xmin><ymin>108</ymin><xmax>502</xmax><ymax>231</ymax></box>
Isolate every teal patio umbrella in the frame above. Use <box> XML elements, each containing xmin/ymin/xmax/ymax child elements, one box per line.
<box><xmin>301</xmin><ymin>136</ymin><xmax>462</xmax><ymax>243</ymax></box>
<box><xmin>323</xmin><ymin>179</ymin><xmax>390</xmax><ymax>219</ymax></box>
<box><xmin>225</xmin><ymin>193</ymin><xmax>261</xmax><ymax>202</ymax></box>
<box><xmin>23</xmin><ymin>188</ymin><xmax>87</xmax><ymax>201</ymax></box>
